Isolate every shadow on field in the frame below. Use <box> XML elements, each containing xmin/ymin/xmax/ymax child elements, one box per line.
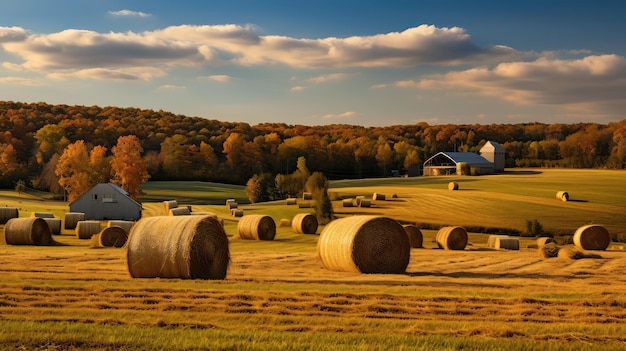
<box><xmin>403</xmin><ymin>270</ymin><xmax>581</xmax><ymax>281</ymax></box>
<box><xmin>502</xmin><ymin>170</ymin><xmax>542</xmax><ymax>175</ymax></box>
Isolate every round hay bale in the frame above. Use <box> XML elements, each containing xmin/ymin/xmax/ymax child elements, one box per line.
<box><xmin>342</xmin><ymin>198</ymin><xmax>355</xmax><ymax>207</ymax></box>
<box><xmin>164</xmin><ymin>200</ymin><xmax>178</xmax><ymax>212</ymax></box>
<box><xmin>107</xmin><ymin>220</ymin><xmax>134</xmax><ymax>233</ymax></box>
<box><xmin>355</xmin><ymin>196</ymin><xmax>365</xmax><ymax>206</ymax></box>
<box><xmin>436</xmin><ymin>226</ymin><xmax>468</xmax><ymax>250</ymax></box>
<box><xmin>556</xmin><ymin>191</ymin><xmax>569</xmax><ymax>201</ymax></box>
<box><xmin>372</xmin><ymin>193</ymin><xmax>386</xmax><ymax>201</ymax></box>
<box><xmin>44</xmin><ymin>218</ymin><xmax>62</xmax><ymax>235</ymax></box>
<box><xmin>494</xmin><ymin>237</ymin><xmax>519</xmax><ymax>250</ymax></box>
<box><xmin>126</xmin><ymin>215</ymin><xmax>229</xmax><ymax>279</ymax></box>
<box><xmin>359</xmin><ymin>199</ymin><xmax>372</xmax><ymax>208</ymax></box>
<box><xmin>76</xmin><ymin>220</ymin><xmax>101</xmax><ymax>239</ymax></box>
<box><xmin>298</xmin><ymin>201</ymin><xmax>312</xmax><ymax>208</ymax></box>
<box><xmin>30</xmin><ymin>212</ymin><xmax>54</xmax><ymax>218</ymax></box>
<box><xmin>391</xmin><ymin>194</ymin><xmax>398</xmax><ymax>199</ymax></box>
<box><xmin>0</xmin><ymin>207</ymin><xmax>19</xmax><ymax>224</ymax></box>
<box><xmin>169</xmin><ymin>207</ymin><xmax>191</xmax><ymax>216</ymax></box>
<box><xmin>403</xmin><ymin>224</ymin><xmax>423</xmax><ymax>248</ymax></box>
<box><xmin>448</xmin><ymin>182</ymin><xmax>459</xmax><ymax>191</ymax></box>
<box><xmin>317</xmin><ymin>216</ymin><xmax>410</xmax><ymax>274</ymax></box>
<box><xmin>278</xmin><ymin>218</ymin><xmax>291</xmax><ymax>228</ymax></box>
<box><xmin>573</xmin><ymin>225</ymin><xmax>610</xmax><ymax>251</ymax></box>
<box><xmin>286</xmin><ymin>198</ymin><xmax>297</xmax><ymax>205</ymax></box>
<box><xmin>231</xmin><ymin>209</ymin><xmax>244</xmax><ymax>217</ymax></box>
<box><xmin>302</xmin><ymin>192</ymin><xmax>313</xmax><ymax>200</ymax></box>
<box><xmin>540</xmin><ymin>242</ymin><xmax>560</xmax><ymax>258</ymax></box>
<box><xmin>226</xmin><ymin>198</ymin><xmax>236</xmax><ymax>206</ymax></box>
<box><xmin>99</xmin><ymin>226</ymin><xmax>128</xmax><ymax>248</ymax></box>
<box><xmin>227</xmin><ymin>201</ymin><xmax>238</xmax><ymax>210</ymax></box>
<box><xmin>237</xmin><ymin>215</ymin><xmax>276</xmax><ymax>240</ymax></box>
<box><xmin>4</xmin><ymin>217</ymin><xmax>52</xmax><ymax>245</ymax></box>
<box><xmin>292</xmin><ymin>213</ymin><xmax>318</xmax><ymax>234</ymax></box>
<box><xmin>487</xmin><ymin>235</ymin><xmax>510</xmax><ymax>248</ymax></box>
<box><xmin>536</xmin><ymin>237</ymin><xmax>556</xmax><ymax>248</ymax></box>
<box><xmin>64</xmin><ymin>212</ymin><xmax>85</xmax><ymax>230</ymax></box>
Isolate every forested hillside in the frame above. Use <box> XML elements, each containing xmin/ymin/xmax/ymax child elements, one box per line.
<box><xmin>0</xmin><ymin>101</ymin><xmax>625</xmax><ymax>193</ymax></box>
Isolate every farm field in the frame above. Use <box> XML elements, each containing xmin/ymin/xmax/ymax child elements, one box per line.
<box><xmin>1</xmin><ymin>168</ymin><xmax>626</xmax><ymax>350</ymax></box>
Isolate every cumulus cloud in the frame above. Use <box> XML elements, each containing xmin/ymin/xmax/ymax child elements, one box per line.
<box><xmin>157</xmin><ymin>84</ymin><xmax>187</xmax><ymax>91</ymax></box>
<box><xmin>322</xmin><ymin>111</ymin><xmax>357</xmax><ymax>119</ymax></box>
<box><xmin>415</xmin><ymin>55</ymin><xmax>626</xmax><ymax>114</ymax></box>
<box><xmin>308</xmin><ymin>73</ymin><xmax>353</xmax><ymax>83</ymax></box>
<box><xmin>204</xmin><ymin>74</ymin><xmax>232</xmax><ymax>83</ymax></box>
<box><xmin>48</xmin><ymin>67</ymin><xmax>166</xmax><ymax>81</ymax></box>
<box><xmin>109</xmin><ymin>10</ymin><xmax>151</xmax><ymax>17</ymax></box>
<box><xmin>0</xmin><ymin>76</ymin><xmax>44</xmax><ymax>86</ymax></box>
<box><xmin>0</xmin><ymin>24</ymin><xmax>519</xmax><ymax>81</ymax></box>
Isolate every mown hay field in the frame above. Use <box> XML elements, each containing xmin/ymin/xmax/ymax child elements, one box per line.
<box><xmin>1</xmin><ymin>169</ymin><xmax>626</xmax><ymax>350</ymax></box>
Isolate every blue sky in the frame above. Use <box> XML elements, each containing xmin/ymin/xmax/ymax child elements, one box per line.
<box><xmin>0</xmin><ymin>1</ymin><xmax>624</xmax><ymax>126</ymax></box>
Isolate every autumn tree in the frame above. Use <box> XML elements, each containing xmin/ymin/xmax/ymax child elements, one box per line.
<box><xmin>0</xmin><ymin>143</ymin><xmax>27</xmax><ymax>187</ymax></box>
<box><xmin>55</xmin><ymin>140</ymin><xmax>93</xmax><ymax>202</ymax></box>
<box><xmin>89</xmin><ymin>145</ymin><xmax>111</xmax><ymax>184</ymax></box>
<box><xmin>111</xmin><ymin>135</ymin><xmax>150</xmax><ymax>200</ymax></box>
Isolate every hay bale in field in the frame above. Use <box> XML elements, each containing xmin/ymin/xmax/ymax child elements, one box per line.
<box><xmin>226</xmin><ymin>201</ymin><xmax>238</xmax><ymax>210</ymax></box>
<box><xmin>98</xmin><ymin>226</ymin><xmax>128</xmax><ymax>248</ymax></box>
<box><xmin>4</xmin><ymin>217</ymin><xmax>52</xmax><ymax>245</ymax></box>
<box><xmin>292</xmin><ymin>213</ymin><xmax>318</xmax><ymax>234</ymax></box>
<box><xmin>342</xmin><ymin>198</ymin><xmax>355</xmax><ymax>207</ymax></box>
<box><xmin>558</xmin><ymin>246</ymin><xmax>603</xmax><ymax>260</ymax></box>
<box><xmin>0</xmin><ymin>207</ymin><xmax>19</xmax><ymax>224</ymax></box>
<box><xmin>403</xmin><ymin>224</ymin><xmax>423</xmax><ymax>248</ymax></box>
<box><xmin>540</xmin><ymin>242</ymin><xmax>560</xmax><ymax>258</ymax></box>
<box><xmin>237</xmin><ymin>215</ymin><xmax>276</xmax><ymax>240</ymax></box>
<box><xmin>573</xmin><ymin>225</ymin><xmax>610</xmax><ymax>251</ymax></box>
<box><xmin>30</xmin><ymin>212</ymin><xmax>54</xmax><ymax>218</ymax></box>
<box><xmin>286</xmin><ymin>198</ymin><xmax>297</xmax><ymax>205</ymax></box>
<box><xmin>75</xmin><ymin>220</ymin><xmax>101</xmax><ymax>239</ymax></box>
<box><xmin>164</xmin><ymin>200</ymin><xmax>178</xmax><ymax>212</ymax></box>
<box><xmin>298</xmin><ymin>201</ymin><xmax>312</xmax><ymax>208</ymax></box>
<box><xmin>436</xmin><ymin>226</ymin><xmax>468</xmax><ymax>250</ymax></box>
<box><xmin>302</xmin><ymin>192</ymin><xmax>313</xmax><ymax>200</ymax></box>
<box><xmin>448</xmin><ymin>182</ymin><xmax>459</xmax><ymax>191</ymax></box>
<box><xmin>317</xmin><ymin>216</ymin><xmax>410</xmax><ymax>274</ymax></box>
<box><xmin>372</xmin><ymin>193</ymin><xmax>386</xmax><ymax>201</ymax></box>
<box><xmin>536</xmin><ymin>237</ymin><xmax>556</xmax><ymax>248</ymax></box>
<box><xmin>126</xmin><ymin>215</ymin><xmax>229</xmax><ymax>279</ymax></box>
<box><xmin>278</xmin><ymin>218</ymin><xmax>291</xmax><ymax>228</ymax></box>
<box><xmin>231</xmin><ymin>209</ymin><xmax>244</xmax><ymax>217</ymax></box>
<box><xmin>556</xmin><ymin>191</ymin><xmax>569</xmax><ymax>201</ymax></box>
<box><xmin>169</xmin><ymin>207</ymin><xmax>191</xmax><ymax>216</ymax></box>
<box><xmin>44</xmin><ymin>218</ymin><xmax>62</xmax><ymax>235</ymax></box>
<box><xmin>359</xmin><ymin>199</ymin><xmax>372</xmax><ymax>208</ymax></box>
<box><xmin>494</xmin><ymin>237</ymin><xmax>519</xmax><ymax>250</ymax></box>
<box><xmin>107</xmin><ymin>220</ymin><xmax>134</xmax><ymax>233</ymax></box>
<box><xmin>487</xmin><ymin>235</ymin><xmax>510</xmax><ymax>248</ymax></box>
<box><xmin>226</xmin><ymin>198</ymin><xmax>236</xmax><ymax>206</ymax></box>
<box><xmin>355</xmin><ymin>196</ymin><xmax>365</xmax><ymax>206</ymax></box>
<box><xmin>64</xmin><ymin>212</ymin><xmax>85</xmax><ymax>230</ymax></box>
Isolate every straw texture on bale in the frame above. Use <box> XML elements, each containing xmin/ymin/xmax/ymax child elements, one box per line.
<box><xmin>237</xmin><ymin>215</ymin><xmax>276</xmax><ymax>240</ymax></box>
<box><xmin>372</xmin><ymin>193</ymin><xmax>386</xmax><ymax>201</ymax></box>
<box><xmin>359</xmin><ymin>199</ymin><xmax>372</xmax><ymax>208</ymax></box>
<box><xmin>536</xmin><ymin>237</ymin><xmax>556</xmax><ymax>248</ymax></box>
<box><xmin>126</xmin><ymin>215</ymin><xmax>230</xmax><ymax>279</ymax></box>
<box><xmin>302</xmin><ymin>192</ymin><xmax>313</xmax><ymax>200</ymax></box>
<box><xmin>540</xmin><ymin>243</ymin><xmax>560</xmax><ymax>258</ymax></box>
<box><xmin>494</xmin><ymin>237</ymin><xmax>519</xmax><ymax>250</ymax></box>
<box><xmin>573</xmin><ymin>225</ymin><xmax>610</xmax><ymax>251</ymax></box>
<box><xmin>0</xmin><ymin>207</ymin><xmax>19</xmax><ymax>224</ymax></box>
<box><xmin>107</xmin><ymin>220</ymin><xmax>134</xmax><ymax>233</ymax></box>
<box><xmin>64</xmin><ymin>212</ymin><xmax>85</xmax><ymax>230</ymax></box>
<box><xmin>169</xmin><ymin>207</ymin><xmax>191</xmax><ymax>216</ymax></box>
<box><xmin>76</xmin><ymin>220</ymin><xmax>101</xmax><ymax>239</ymax></box>
<box><xmin>164</xmin><ymin>200</ymin><xmax>178</xmax><ymax>212</ymax></box>
<box><xmin>278</xmin><ymin>218</ymin><xmax>291</xmax><ymax>228</ymax></box>
<box><xmin>436</xmin><ymin>226</ymin><xmax>468</xmax><ymax>250</ymax></box>
<box><xmin>286</xmin><ymin>198</ymin><xmax>297</xmax><ymax>205</ymax></box>
<box><xmin>342</xmin><ymin>198</ymin><xmax>355</xmax><ymax>207</ymax></box>
<box><xmin>30</xmin><ymin>212</ymin><xmax>54</xmax><ymax>218</ymax></box>
<box><xmin>487</xmin><ymin>235</ymin><xmax>509</xmax><ymax>248</ymax></box>
<box><xmin>403</xmin><ymin>224</ymin><xmax>423</xmax><ymax>248</ymax></box>
<box><xmin>292</xmin><ymin>213</ymin><xmax>318</xmax><ymax>234</ymax></box>
<box><xmin>558</xmin><ymin>246</ymin><xmax>602</xmax><ymax>260</ymax></box>
<box><xmin>4</xmin><ymin>217</ymin><xmax>52</xmax><ymax>245</ymax></box>
<box><xmin>448</xmin><ymin>182</ymin><xmax>459</xmax><ymax>191</ymax></box>
<box><xmin>355</xmin><ymin>196</ymin><xmax>365</xmax><ymax>206</ymax></box>
<box><xmin>98</xmin><ymin>226</ymin><xmax>128</xmax><ymax>247</ymax></box>
<box><xmin>556</xmin><ymin>191</ymin><xmax>569</xmax><ymax>201</ymax></box>
<box><xmin>231</xmin><ymin>209</ymin><xmax>244</xmax><ymax>217</ymax></box>
<box><xmin>317</xmin><ymin>216</ymin><xmax>410</xmax><ymax>274</ymax></box>
<box><xmin>44</xmin><ymin>218</ymin><xmax>62</xmax><ymax>235</ymax></box>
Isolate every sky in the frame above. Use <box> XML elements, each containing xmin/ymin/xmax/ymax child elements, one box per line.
<box><xmin>0</xmin><ymin>0</ymin><xmax>625</xmax><ymax>127</ymax></box>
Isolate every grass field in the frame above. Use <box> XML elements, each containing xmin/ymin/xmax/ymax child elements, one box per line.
<box><xmin>1</xmin><ymin>169</ymin><xmax>626</xmax><ymax>350</ymax></box>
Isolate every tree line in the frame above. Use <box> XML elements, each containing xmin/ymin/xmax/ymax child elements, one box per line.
<box><xmin>0</xmin><ymin>101</ymin><xmax>625</xmax><ymax>198</ymax></box>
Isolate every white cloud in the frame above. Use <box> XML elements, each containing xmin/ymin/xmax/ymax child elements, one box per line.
<box><xmin>308</xmin><ymin>73</ymin><xmax>353</xmax><ymax>83</ymax></box>
<box><xmin>322</xmin><ymin>111</ymin><xmax>357</xmax><ymax>119</ymax></box>
<box><xmin>204</xmin><ymin>74</ymin><xmax>231</xmax><ymax>83</ymax></box>
<box><xmin>0</xmin><ymin>76</ymin><xmax>44</xmax><ymax>86</ymax></box>
<box><xmin>157</xmin><ymin>84</ymin><xmax>187</xmax><ymax>91</ymax></box>
<box><xmin>108</xmin><ymin>10</ymin><xmax>151</xmax><ymax>17</ymax></box>
<box><xmin>290</xmin><ymin>86</ymin><xmax>306</xmax><ymax>91</ymax></box>
<box><xmin>48</xmin><ymin>67</ymin><xmax>166</xmax><ymax>81</ymax></box>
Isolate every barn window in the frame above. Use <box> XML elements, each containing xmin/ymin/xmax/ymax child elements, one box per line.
<box><xmin>102</xmin><ymin>194</ymin><xmax>117</xmax><ymax>203</ymax></box>
<box><xmin>92</xmin><ymin>194</ymin><xmax>98</xmax><ymax>200</ymax></box>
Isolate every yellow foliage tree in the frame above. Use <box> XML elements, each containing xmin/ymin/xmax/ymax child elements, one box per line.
<box><xmin>111</xmin><ymin>135</ymin><xmax>150</xmax><ymax>200</ymax></box>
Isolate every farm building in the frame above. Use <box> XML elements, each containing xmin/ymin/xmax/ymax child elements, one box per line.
<box><xmin>69</xmin><ymin>183</ymin><xmax>142</xmax><ymax>220</ymax></box>
<box><xmin>480</xmin><ymin>141</ymin><xmax>505</xmax><ymax>172</ymax></box>
<box><xmin>423</xmin><ymin>152</ymin><xmax>494</xmax><ymax>176</ymax></box>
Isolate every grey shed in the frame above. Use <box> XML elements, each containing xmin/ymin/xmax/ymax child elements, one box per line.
<box><xmin>480</xmin><ymin>141</ymin><xmax>505</xmax><ymax>173</ymax></box>
<box><xmin>69</xmin><ymin>183</ymin><xmax>142</xmax><ymax>220</ymax></box>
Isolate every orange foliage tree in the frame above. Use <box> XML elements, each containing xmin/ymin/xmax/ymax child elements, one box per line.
<box><xmin>110</xmin><ymin>135</ymin><xmax>150</xmax><ymax>200</ymax></box>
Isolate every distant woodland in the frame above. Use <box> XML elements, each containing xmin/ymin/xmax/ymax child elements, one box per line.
<box><xmin>1</xmin><ymin>101</ymin><xmax>625</xmax><ymax>195</ymax></box>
